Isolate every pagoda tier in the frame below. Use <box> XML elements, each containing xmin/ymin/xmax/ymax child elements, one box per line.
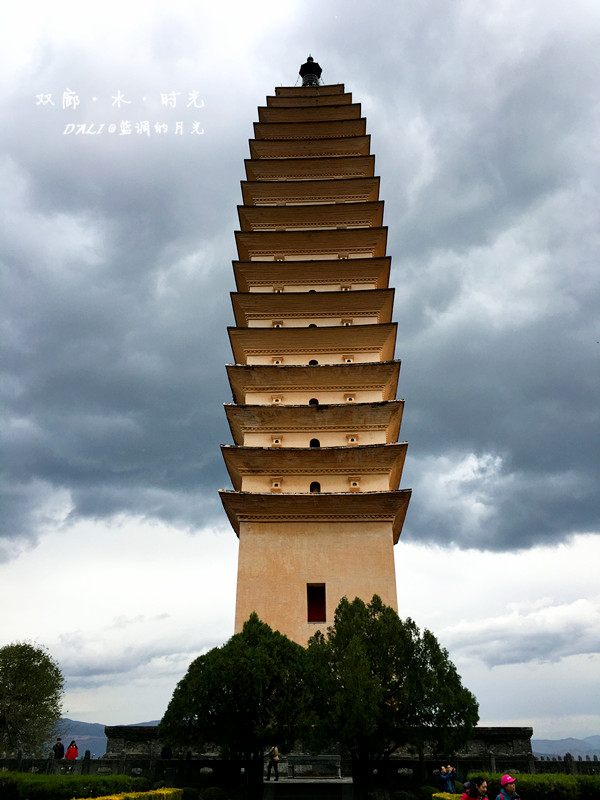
<box><xmin>220</xmin><ymin>490</ymin><xmax>411</xmax><ymax>543</ymax></box>
<box><xmin>244</xmin><ymin>155</ymin><xmax>375</xmax><ymax>181</ymax></box>
<box><xmin>224</xmin><ymin>400</ymin><xmax>404</xmax><ymax>446</ymax></box>
<box><xmin>266</xmin><ymin>91</ymin><xmax>352</xmax><ymax>107</ymax></box>
<box><xmin>226</xmin><ymin>361</ymin><xmax>401</xmax><ymax>404</ymax></box>
<box><xmin>253</xmin><ymin>119</ymin><xmax>366</xmax><ymax>140</ymax></box>
<box><xmin>273</xmin><ymin>85</ymin><xmax>346</xmax><ymax>97</ymax></box>
<box><xmin>250</xmin><ymin>136</ymin><xmax>371</xmax><ymax>160</ymax></box>
<box><xmin>221</xmin><ymin>442</ymin><xmax>407</xmax><ymax>492</ymax></box>
<box><xmin>235</xmin><ymin>227</ymin><xmax>387</xmax><ymax>260</ymax></box>
<box><xmin>231</xmin><ymin>289</ymin><xmax>394</xmax><ymax>326</ymax></box>
<box><xmin>240</xmin><ymin>177</ymin><xmax>381</xmax><ymax>205</ymax></box>
<box><xmin>237</xmin><ymin>200</ymin><xmax>384</xmax><ymax>231</ymax></box>
<box><xmin>232</xmin><ymin>258</ymin><xmax>391</xmax><ymax>291</ymax></box>
<box><xmin>222</xmin><ymin>78</ymin><xmax>411</xmax><ymax>644</ymax></box>
<box><xmin>257</xmin><ymin>104</ymin><xmax>362</xmax><ymax>123</ymax></box>
<box><xmin>227</xmin><ymin>323</ymin><xmax>397</xmax><ymax>365</ymax></box>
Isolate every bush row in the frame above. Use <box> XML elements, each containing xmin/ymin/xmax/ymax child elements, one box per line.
<box><xmin>0</xmin><ymin>772</ymin><xmax>152</xmax><ymax>800</ymax></box>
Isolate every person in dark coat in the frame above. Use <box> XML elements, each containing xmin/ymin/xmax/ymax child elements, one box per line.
<box><xmin>52</xmin><ymin>738</ymin><xmax>64</xmax><ymax>759</ymax></box>
<box><xmin>299</xmin><ymin>56</ymin><xmax>322</xmax><ymax>86</ymax></box>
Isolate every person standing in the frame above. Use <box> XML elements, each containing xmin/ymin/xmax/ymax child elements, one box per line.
<box><xmin>440</xmin><ymin>764</ymin><xmax>456</xmax><ymax>793</ymax></box>
<box><xmin>65</xmin><ymin>740</ymin><xmax>78</xmax><ymax>760</ymax></box>
<box><xmin>496</xmin><ymin>775</ymin><xmax>520</xmax><ymax>800</ymax></box>
<box><xmin>52</xmin><ymin>738</ymin><xmax>64</xmax><ymax>759</ymax></box>
<box><xmin>266</xmin><ymin>745</ymin><xmax>279</xmax><ymax>781</ymax></box>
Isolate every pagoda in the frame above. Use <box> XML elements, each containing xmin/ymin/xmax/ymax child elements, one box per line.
<box><xmin>220</xmin><ymin>62</ymin><xmax>411</xmax><ymax>646</ymax></box>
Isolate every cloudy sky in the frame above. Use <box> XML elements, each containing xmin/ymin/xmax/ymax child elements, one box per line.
<box><xmin>1</xmin><ymin>0</ymin><xmax>599</xmax><ymax>740</ymax></box>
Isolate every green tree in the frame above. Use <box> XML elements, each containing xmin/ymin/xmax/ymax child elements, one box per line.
<box><xmin>0</xmin><ymin>642</ymin><xmax>64</xmax><ymax>756</ymax></box>
<box><xmin>305</xmin><ymin>596</ymin><xmax>479</xmax><ymax>795</ymax></box>
<box><xmin>159</xmin><ymin>613</ymin><xmax>306</xmax><ymax>796</ymax></box>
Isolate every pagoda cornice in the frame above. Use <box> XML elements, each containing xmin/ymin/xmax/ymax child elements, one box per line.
<box><xmin>274</xmin><ymin>85</ymin><xmax>346</xmax><ymax>98</ymax></box>
<box><xmin>249</xmin><ymin>135</ymin><xmax>371</xmax><ymax>160</ymax></box>
<box><xmin>258</xmin><ymin>104</ymin><xmax>361</xmax><ymax>124</ymax></box>
<box><xmin>225</xmin><ymin>400</ymin><xmax>404</xmax><ymax>445</ymax></box>
<box><xmin>226</xmin><ymin>361</ymin><xmax>400</xmax><ymax>403</ymax></box>
<box><xmin>245</xmin><ymin>155</ymin><xmax>374</xmax><ymax>181</ymax></box>
<box><xmin>237</xmin><ymin>200</ymin><xmax>384</xmax><ymax>231</ymax></box>
<box><xmin>227</xmin><ymin>323</ymin><xmax>397</xmax><ymax>364</ymax></box>
<box><xmin>232</xmin><ymin>258</ymin><xmax>390</xmax><ymax>291</ymax></box>
<box><xmin>235</xmin><ymin>227</ymin><xmax>387</xmax><ymax>260</ymax></box>
<box><xmin>253</xmin><ymin>118</ymin><xmax>366</xmax><ymax>140</ymax></box>
<box><xmin>219</xmin><ymin>489</ymin><xmax>411</xmax><ymax>543</ymax></box>
<box><xmin>240</xmin><ymin>177</ymin><xmax>381</xmax><ymax>206</ymax></box>
<box><xmin>230</xmin><ymin>288</ymin><xmax>394</xmax><ymax>326</ymax></box>
<box><xmin>221</xmin><ymin>442</ymin><xmax>407</xmax><ymax>490</ymax></box>
<box><xmin>267</xmin><ymin>91</ymin><xmax>352</xmax><ymax>107</ymax></box>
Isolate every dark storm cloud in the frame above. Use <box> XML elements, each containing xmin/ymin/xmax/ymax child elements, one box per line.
<box><xmin>2</xmin><ymin>1</ymin><xmax>599</xmax><ymax>560</ymax></box>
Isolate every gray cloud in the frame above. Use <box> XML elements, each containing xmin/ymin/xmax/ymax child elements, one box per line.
<box><xmin>1</xmin><ymin>1</ymin><xmax>599</xmax><ymax>562</ymax></box>
<box><xmin>443</xmin><ymin>599</ymin><xmax>600</xmax><ymax>667</ymax></box>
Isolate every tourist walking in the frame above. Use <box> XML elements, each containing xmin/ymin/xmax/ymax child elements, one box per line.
<box><xmin>52</xmin><ymin>738</ymin><xmax>64</xmax><ymax>759</ymax></box>
<box><xmin>496</xmin><ymin>775</ymin><xmax>520</xmax><ymax>800</ymax></box>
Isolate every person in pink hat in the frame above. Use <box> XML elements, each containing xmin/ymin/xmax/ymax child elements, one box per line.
<box><xmin>496</xmin><ymin>774</ymin><xmax>520</xmax><ymax>800</ymax></box>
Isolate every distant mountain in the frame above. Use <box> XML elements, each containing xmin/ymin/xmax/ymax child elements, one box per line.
<box><xmin>531</xmin><ymin>736</ymin><xmax>600</xmax><ymax>758</ymax></box>
<box><xmin>57</xmin><ymin>718</ymin><xmax>107</xmax><ymax>757</ymax></box>
<box><xmin>584</xmin><ymin>735</ymin><xmax>600</xmax><ymax>748</ymax></box>
<box><xmin>130</xmin><ymin>720</ymin><xmax>161</xmax><ymax>726</ymax></box>
<box><xmin>55</xmin><ymin>718</ymin><xmax>162</xmax><ymax>757</ymax></box>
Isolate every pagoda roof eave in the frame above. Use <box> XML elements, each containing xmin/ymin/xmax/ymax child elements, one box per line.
<box><xmin>253</xmin><ymin>119</ymin><xmax>367</xmax><ymax>141</ymax></box>
<box><xmin>244</xmin><ymin>155</ymin><xmax>375</xmax><ymax>181</ymax></box>
<box><xmin>257</xmin><ymin>103</ymin><xmax>362</xmax><ymax>124</ymax></box>
<box><xmin>240</xmin><ymin>177</ymin><xmax>381</xmax><ymax>206</ymax></box>
<box><xmin>249</xmin><ymin>134</ymin><xmax>371</xmax><ymax>159</ymax></box>
<box><xmin>232</xmin><ymin>257</ymin><xmax>391</xmax><ymax>291</ymax></box>
<box><xmin>274</xmin><ymin>85</ymin><xmax>346</xmax><ymax>97</ymax></box>
<box><xmin>235</xmin><ymin>226</ymin><xmax>388</xmax><ymax>260</ymax></box>
<box><xmin>227</xmin><ymin>323</ymin><xmax>397</xmax><ymax>364</ymax></box>
<box><xmin>221</xmin><ymin>441</ymin><xmax>408</xmax><ymax>491</ymax></box>
<box><xmin>224</xmin><ymin>399</ymin><xmax>404</xmax><ymax>445</ymax></box>
<box><xmin>236</xmin><ymin>199</ymin><xmax>384</xmax><ymax>232</ymax></box>
<box><xmin>230</xmin><ymin>288</ymin><xmax>394</xmax><ymax>326</ymax></box>
<box><xmin>219</xmin><ymin>489</ymin><xmax>411</xmax><ymax>544</ymax></box>
<box><xmin>226</xmin><ymin>360</ymin><xmax>401</xmax><ymax>403</ymax></box>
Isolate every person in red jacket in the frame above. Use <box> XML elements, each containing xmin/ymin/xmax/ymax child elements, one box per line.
<box><xmin>461</xmin><ymin>776</ymin><xmax>488</xmax><ymax>800</ymax></box>
<box><xmin>65</xmin><ymin>741</ymin><xmax>78</xmax><ymax>760</ymax></box>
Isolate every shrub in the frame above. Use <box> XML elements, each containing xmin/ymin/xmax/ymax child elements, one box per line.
<box><xmin>576</xmin><ymin>775</ymin><xmax>600</xmax><ymax>800</ymax></box>
<box><xmin>416</xmin><ymin>786</ymin><xmax>442</xmax><ymax>800</ymax></box>
<box><xmin>200</xmin><ymin>788</ymin><xmax>231</xmax><ymax>800</ymax></box>
<box><xmin>0</xmin><ymin>772</ymin><xmax>140</xmax><ymax>800</ymax></box>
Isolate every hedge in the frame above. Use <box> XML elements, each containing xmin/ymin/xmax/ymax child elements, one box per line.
<box><xmin>0</xmin><ymin>772</ymin><xmax>154</xmax><ymax>800</ymax></box>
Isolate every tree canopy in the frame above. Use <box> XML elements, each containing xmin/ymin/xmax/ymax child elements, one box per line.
<box><xmin>305</xmin><ymin>596</ymin><xmax>479</xmax><ymax>767</ymax></box>
<box><xmin>159</xmin><ymin>613</ymin><xmax>306</xmax><ymax>762</ymax></box>
<box><xmin>0</xmin><ymin>642</ymin><xmax>64</xmax><ymax>756</ymax></box>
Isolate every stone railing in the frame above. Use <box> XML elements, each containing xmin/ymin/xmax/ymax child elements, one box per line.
<box><xmin>534</xmin><ymin>753</ymin><xmax>599</xmax><ymax>775</ymax></box>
